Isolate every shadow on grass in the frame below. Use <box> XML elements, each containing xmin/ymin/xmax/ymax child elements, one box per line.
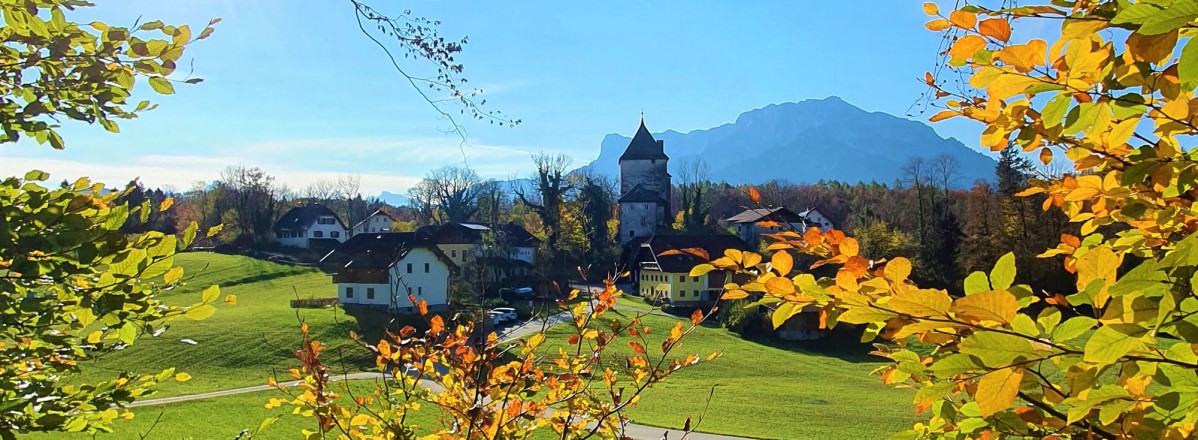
<box><xmin>739</xmin><ymin>325</ymin><xmax>887</xmax><ymax>364</ymax></box>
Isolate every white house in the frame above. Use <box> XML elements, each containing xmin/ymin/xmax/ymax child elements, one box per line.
<box><xmin>725</xmin><ymin>207</ymin><xmax>835</xmax><ymax>245</ymax></box>
<box><xmin>352</xmin><ymin>209</ymin><xmax>396</xmax><ymax>236</ymax></box>
<box><xmin>320</xmin><ymin>232</ymin><xmax>456</xmax><ymax>313</ymax></box>
<box><xmin>274</xmin><ymin>204</ymin><xmax>347</xmax><ymax>249</ymax></box>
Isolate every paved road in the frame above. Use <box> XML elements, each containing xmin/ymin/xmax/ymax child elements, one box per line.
<box><xmin>129</xmin><ymin>303</ymin><xmax>754</xmax><ymax>439</ymax></box>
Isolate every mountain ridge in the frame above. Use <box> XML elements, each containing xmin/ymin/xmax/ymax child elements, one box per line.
<box><xmin>581</xmin><ymin>96</ymin><xmax>996</xmax><ymax>188</ymax></box>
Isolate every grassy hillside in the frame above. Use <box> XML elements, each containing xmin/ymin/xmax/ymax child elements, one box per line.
<box><xmin>59</xmin><ymin>253</ymin><xmax>915</xmax><ymax>439</ymax></box>
<box><xmin>74</xmin><ymin>252</ymin><xmax>373</xmax><ymax>398</ymax></box>
<box><xmin>539</xmin><ymin>310</ymin><xmax>920</xmax><ymax>439</ymax></box>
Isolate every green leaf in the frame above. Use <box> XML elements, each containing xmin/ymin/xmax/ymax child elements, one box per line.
<box><xmin>963</xmin><ymin>271</ymin><xmax>990</xmax><ymax>295</ymax></box>
<box><xmin>1083</xmin><ymin>324</ymin><xmax>1148</xmax><ymax>365</ymax></box>
<box><xmin>1139</xmin><ymin>0</ymin><xmax>1198</xmax><ymax>35</ymax></box>
<box><xmin>184</xmin><ymin>304</ymin><xmax>217</xmax><ymax>320</ymax></box>
<box><xmin>1053</xmin><ymin>316</ymin><xmax>1097</xmax><ymax>341</ymax></box>
<box><xmin>1112</xmin><ymin>2</ymin><xmax>1164</xmax><ymax>27</ymax></box>
<box><xmin>117</xmin><ymin>323</ymin><xmax>138</xmax><ymax>344</ymax></box>
<box><xmin>771</xmin><ymin>302</ymin><xmax>801</xmax><ymax>329</ymax></box>
<box><xmin>149</xmin><ymin>77</ymin><xmax>175</xmax><ymax>95</ymax></box>
<box><xmin>1181</xmin><ymin>38</ymin><xmax>1198</xmax><ymax>91</ymax></box>
<box><xmin>1041</xmin><ymin>92</ymin><xmax>1072</xmax><ymax>128</ymax></box>
<box><xmin>23</xmin><ymin>169</ymin><xmax>49</xmax><ymax>181</ymax></box>
<box><xmin>990</xmin><ymin>252</ymin><xmax>1016</xmax><ymax>290</ymax></box>
<box><xmin>959</xmin><ymin>331</ymin><xmax>1038</xmax><ymax>367</ymax></box>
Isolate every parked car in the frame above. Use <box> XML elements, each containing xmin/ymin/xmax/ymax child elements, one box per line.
<box><xmin>491</xmin><ymin>307</ymin><xmax>517</xmax><ymax>322</ymax></box>
<box><xmin>513</xmin><ymin>287</ymin><xmax>534</xmax><ymax>297</ymax></box>
<box><xmin>488</xmin><ymin>310</ymin><xmax>509</xmax><ymax>324</ymax></box>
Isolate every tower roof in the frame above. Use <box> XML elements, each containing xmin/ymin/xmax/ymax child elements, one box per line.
<box><xmin>618</xmin><ymin>119</ymin><xmax>668</xmax><ymax>162</ymax></box>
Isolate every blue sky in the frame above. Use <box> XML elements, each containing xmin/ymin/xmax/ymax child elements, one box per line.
<box><xmin>0</xmin><ymin>1</ymin><xmax>993</xmax><ymax>195</ymax></box>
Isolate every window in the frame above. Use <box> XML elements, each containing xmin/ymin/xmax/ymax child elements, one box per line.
<box><xmin>629</xmin><ymin>231</ymin><xmax>634</xmax><ymax>238</ymax></box>
<box><xmin>407</xmin><ymin>287</ymin><xmax>412</xmax><ymax>294</ymax></box>
<box><xmin>407</xmin><ymin>263</ymin><xmax>412</xmax><ymax>273</ymax></box>
<box><xmin>451</xmin><ymin>250</ymin><xmax>457</xmax><ymax>258</ymax></box>
<box><xmin>313</xmin><ymin>231</ymin><xmax>323</xmax><ymax>238</ymax></box>
<box><xmin>641</xmin><ymin>216</ymin><xmax>647</xmax><ymax>226</ymax></box>
<box><xmin>345</xmin><ymin>287</ymin><xmax>354</xmax><ymax>298</ymax></box>
<box><xmin>679</xmin><ymin>275</ymin><xmax>684</xmax><ymax>282</ymax></box>
<box><xmin>299</xmin><ymin>230</ymin><xmax>306</xmax><ymax>238</ymax></box>
<box><xmin>418</xmin><ymin>287</ymin><xmax>423</xmax><ymax>295</ymax></box>
<box><xmin>693</xmin><ymin>277</ymin><xmax>699</xmax><ymax>282</ymax></box>
<box><xmin>331</xmin><ymin>231</ymin><xmax>339</xmax><ymax>238</ymax></box>
<box><xmin>318</xmin><ymin>217</ymin><xmax>336</xmax><ymax>225</ymax></box>
<box><xmin>424</xmin><ymin>263</ymin><xmax>429</xmax><ymax>273</ymax></box>
<box><xmin>366</xmin><ymin>288</ymin><xmax>375</xmax><ymax>300</ymax></box>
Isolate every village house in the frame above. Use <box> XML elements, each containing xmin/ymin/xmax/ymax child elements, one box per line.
<box><xmin>632</xmin><ymin>234</ymin><xmax>750</xmax><ymax>308</ymax></box>
<box><xmin>273</xmin><ymin>204</ymin><xmax>347</xmax><ymax>249</ymax></box>
<box><xmin>352</xmin><ymin>209</ymin><xmax>396</xmax><ymax>236</ymax></box>
<box><xmin>725</xmin><ymin>207</ymin><xmax>834</xmax><ymax>245</ymax></box>
<box><xmin>416</xmin><ymin>222</ymin><xmax>541</xmax><ymax>281</ymax></box>
<box><xmin>319</xmin><ymin>232</ymin><xmax>455</xmax><ymax>313</ymax></box>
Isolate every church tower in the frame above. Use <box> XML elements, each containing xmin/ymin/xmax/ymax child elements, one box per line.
<box><xmin>617</xmin><ymin>118</ymin><xmax>671</xmax><ymax>243</ymax></box>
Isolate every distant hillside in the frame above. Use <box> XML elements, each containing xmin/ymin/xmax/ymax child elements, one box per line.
<box><xmin>376</xmin><ymin>191</ymin><xmax>410</xmax><ymax>206</ymax></box>
<box><xmin>581</xmin><ymin>97</ymin><xmax>996</xmax><ymax>188</ymax></box>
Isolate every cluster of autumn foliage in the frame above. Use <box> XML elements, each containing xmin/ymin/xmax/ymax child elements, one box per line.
<box><xmin>711</xmin><ymin>1</ymin><xmax>1198</xmax><ymax>439</ymax></box>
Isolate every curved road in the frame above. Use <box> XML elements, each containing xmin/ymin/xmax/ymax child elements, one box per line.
<box><xmin>130</xmin><ymin>299</ymin><xmax>754</xmax><ymax>440</ymax></box>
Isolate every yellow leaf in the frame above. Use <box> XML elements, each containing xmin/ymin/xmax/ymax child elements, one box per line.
<box><xmin>1106</xmin><ymin>118</ymin><xmax>1138</xmax><ymax>149</ymax></box>
<box><xmin>86</xmin><ymin>330</ymin><xmax>102</xmax><ymax>344</ymax></box>
<box><xmin>1076</xmin><ymin>246</ymin><xmax>1120</xmax><ymax>308</ymax></box>
<box><xmin>884</xmin><ymin>257</ymin><xmax>912</xmax><ymax>282</ymax></box>
<box><xmin>158</xmin><ymin>197</ymin><xmax>174</xmax><ymax>212</ymax></box>
<box><xmin>164</xmin><ymin>266</ymin><xmax>183</xmax><ymax>285</ymax></box>
<box><xmin>997</xmin><ymin>40</ymin><xmax>1046</xmax><ymax>72</ymax></box>
<box><xmin>771</xmin><ymin>250</ymin><xmax>793</xmax><ymax>275</ymax></box>
<box><xmin>949</xmin><ymin>10</ymin><xmax>977</xmax><ymax>29</ymax></box>
<box><xmin>948</xmin><ymin>35</ymin><xmax>987</xmax><ymax>60</ymax></box>
<box><xmin>224</xmin><ymin>294</ymin><xmax>237</xmax><ymax>305</ymax></box>
<box><xmin>978</xmin><ymin>18</ymin><xmax>1011</xmax><ymax>42</ymax></box>
<box><xmin>988</xmin><ymin>73</ymin><xmax>1041</xmax><ymax>99</ymax></box>
<box><xmin>922</xmin><ymin>2</ymin><xmax>939</xmax><ymax>15</ymax></box>
<box><xmin>184</xmin><ymin>304</ymin><xmax>216</xmax><ymax>320</ymax></box>
<box><xmin>528</xmin><ymin>332</ymin><xmax>545</xmax><ymax>350</ymax></box>
<box><xmin>689</xmin><ymin>264</ymin><xmax>716</xmax><ymax>277</ymax></box>
<box><xmin>976</xmin><ymin>367</ymin><xmax>1024</xmax><ymax>417</ymax></box>
<box><xmin>951</xmin><ymin>290</ymin><xmax>1018</xmax><ymax>324</ymax></box>
<box><xmin>201</xmin><ymin>285</ymin><xmax>219</xmax><ymax>303</ymax></box>
<box><xmin>888</xmin><ymin>289</ymin><xmax>952</xmax><ymax>318</ymax></box>
<box><xmin>722</xmin><ymin>289</ymin><xmax>749</xmax><ymax>300</ymax></box>
<box><xmin>175</xmin><ymin>372</ymin><xmax>192</xmax><ymax>382</ymax></box>
<box><xmin>925</xmin><ymin>19</ymin><xmax>952</xmax><ymax>31</ymax></box>
<box><xmin>838</xmin><ymin>307</ymin><xmax>896</xmax><ymax>324</ymax></box>
<box><xmin>350</xmin><ymin>414</ymin><xmax>372</xmax><ymax>426</ymax></box>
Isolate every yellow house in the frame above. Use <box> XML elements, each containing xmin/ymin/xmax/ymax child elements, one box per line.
<box><xmin>633</xmin><ymin>234</ymin><xmax>750</xmax><ymax>307</ymax></box>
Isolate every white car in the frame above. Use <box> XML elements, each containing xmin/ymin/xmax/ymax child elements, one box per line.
<box><xmin>491</xmin><ymin>307</ymin><xmax>517</xmax><ymax>322</ymax></box>
<box><xmin>488</xmin><ymin>310</ymin><xmax>508</xmax><ymax>325</ymax></box>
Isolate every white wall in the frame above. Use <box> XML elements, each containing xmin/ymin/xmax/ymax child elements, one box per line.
<box><xmin>308</xmin><ymin>216</ymin><xmax>347</xmax><ymax>242</ymax></box>
<box><xmin>277</xmin><ymin>235</ymin><xmax>307</xmax><ymax>248</ymax></box>
<box><xmin>390</xmin><ymin>248</ymin><xmax>451</xmax><ymax>308</ymax></box>
<box><xmin>804</xmin><ymin>211</ymin><xmax>833</xmax><ymax>230</ymax></box>
<box><xmin>337</xmin><ymin>282</ymin><xmax>390</xmax><ymax>306</ymax></box>
<box><xmin>353</xmin><ymin>213</ymin><xmax>393</xmax><ymax>235</ymax></box>
<box><xmin>509</xmin><ymin>246</ymin><xmax>535</xmax><ymax>264</ymax></box>
<box><xmin>619</xmin><ymin>202</ymin><xmax>657</xmax><ymax>242</ymax></box>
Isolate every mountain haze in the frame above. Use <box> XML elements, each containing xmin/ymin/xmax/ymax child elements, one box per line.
<box><xmin>582</xmin><ymin>97</ymin><xmax>996</xmax><ymax>188</ymax></box>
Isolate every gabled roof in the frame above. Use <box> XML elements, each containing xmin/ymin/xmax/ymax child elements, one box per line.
<box><xmin>637</xmin><ymin>234</ymin><xmax>750</xmax><ymax>273</ymax></box>
<box><xmin>320</xmin><ymin>232</ymin><xmax>455</xmax><ymax>270</ymax></box>
<box><xmin>618</xmin><ymin>119</ymin><xmax>668</xmax><ymax>162</ymax></box>
<box><xmin>415</xmin><ymin>222</ymin><xmax>541</xmax><ymax>247</ymax></box>
<box><xmin>352</xmin><ymin>209</ymin><xmax>396</xmax><ymax>230</ymax></box>
<box><xmin>493</xmin><ymin>222</ymin><xmax>541</xmax><ymax>247</ymax></box>
<box><xmin>724</xmin><ymin>207</ymin><xmax>806</xmax><ymax>224</ymax></box>
<box><xmin>618</xmin><ymin>183</ymin><xmax>668</xmax><ymax>204</ymax></box>
<box><xmin>274</xmin><ymin>204</ymin><xmax>344</xmax><ymax>232</ymax></box>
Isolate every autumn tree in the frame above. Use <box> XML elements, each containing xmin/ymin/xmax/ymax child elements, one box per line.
<box><xmin>719</xmin><ymin>2</ymin><xmax>1198</xmax><ymax>438</ymax></box>
<box><xmin>516</xmin><ymin>153</ymin><xmax>573</xmax><ymax>280</ymax></box>
<box><xmin>0</xmin><ymin>1</ymin><xmax>223</xmax><ymax>435</ymax></box>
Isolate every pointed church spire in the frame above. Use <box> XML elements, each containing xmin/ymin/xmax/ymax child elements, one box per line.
<box><xmin>619</xmin><ymin>116</ymin><xmax>667</xmax><ymax>162</ymax></box>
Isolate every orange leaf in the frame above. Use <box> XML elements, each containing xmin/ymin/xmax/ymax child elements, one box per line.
<box><xmin>748</xmin><ymin>187</ymin><xmax>761</xmax><ymax>204</ymax></box>
<box><xmin>690</xmin><ymin>308</ymin><xmax>704</xmax><ymax>325</ymax></box>
<box><xmin>418</xmin><ymin>299</ymin><xmax>428</xmax><ymax>315</ymax></box>
<box><xmin>950</xmin><ymin>10</ymin><xmax>977</xmax><ymax>29</ymax></box>
<box><xmin>845</xmin><ymin>256</ymin><xmax>870</xmax><ymax>278</ymax></box>
<box><xmin>629</xmin><ymin>341</ymin><xmax>646</xmax><ymax>354</ymax></box>
<box><xmin>929</xmin><ymin>110</ymin><xmax>956</xmax><ymax>122</ymax></box>
<box><xmin>978</xmin><ymin>18</ymin><xmax>1011</xmax><ymax>42</ymax></box>
<box><xmin>722</xmin><ymin>289</ymin><xmax>749</xmax><ymax>300</ymax></box>
<box><xmin>430</xmin><ymin>315</ymin><xmax>445</xmax><ymax>334</ymax></box>
<box><xmin>924</xmin><ymin>71</ymin><xmax>935</xmax><ymax>85</ymax></box>
<box><xmin>922</xmin><ymin>2</ymin><xmax>939</xmax><ymax>15</ymax></box>
<box><xmin>1039</xmin><ymin>148</ymin><xmax>1053</xmax><ymax>165</ymax></box>
<box><xmin>765</xmin><ymin>277</ymin><xmax>795</xmax><ymax>296</ymax></box>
